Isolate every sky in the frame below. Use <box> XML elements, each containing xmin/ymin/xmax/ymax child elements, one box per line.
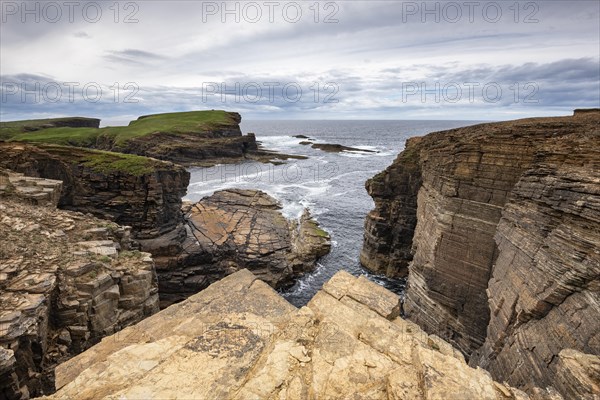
<box><xmin>1</xmin><ymin>0</ymin><xmax>599</xmax><ymax>124</ymax></box>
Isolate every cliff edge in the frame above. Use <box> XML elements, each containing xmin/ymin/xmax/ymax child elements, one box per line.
<box><xmin>0</xmin><ymin>176</ymin><xmax>160</xmax><ymax>399</ymax></box>
<box><xmin>361</xmin><ymin>109</ymin><xmax>600</xmax><ymax>397</ymax></box>
<box><xmin>44</xmin><ymin>269</ymin><xmax>560</xmax><ymax>400</ymax></box>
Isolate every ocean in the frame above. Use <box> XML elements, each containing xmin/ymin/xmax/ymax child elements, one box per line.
<box><xmin>184</xmin><ymin>120</ymin><xmax>484</xmax><ymax>306</ymax></box>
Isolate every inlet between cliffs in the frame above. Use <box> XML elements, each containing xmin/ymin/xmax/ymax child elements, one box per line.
<box><xmin>185</xmin><ymin>119</ymin><xmax>483</xmax><ymax>306</ymax></box>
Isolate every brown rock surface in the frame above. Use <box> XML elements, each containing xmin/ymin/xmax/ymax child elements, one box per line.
<box><xmin>44</xmin><ymin>270</ymin><xmax>558</xmax><ymax>400</ymax></box>
<box><xmin>0</xmin><ymin>168</ymin><xmax>62</xmax><ymax>207</ymax></box>
<box><xmin>469</xmin><ymin>152</ymin><xmax>600</xmax><ymax>392</ymax></box>
<box><xmin>147</xmin><ymin>189</ymin><xmax>331</xmax><ymax>307</ymax></box>
<box><xmin>0</xmin><ymin>196</ymin><xmax>159</xmax><ymax>399</ymax></box>
<box><xmin>0</xmin><ymin>142</ymin><xmax>189</xmax><ymax>239</ymax></box>
<box><xmin>361</xmin><ymin>109</ymin><xmax>600</xmax><ymax>396</ymax></box>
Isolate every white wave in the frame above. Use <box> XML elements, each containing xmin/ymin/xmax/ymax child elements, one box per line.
<box><xmin>258</xmin><ymin>135</ymin><xmax>306</xmax><ymax>151</ymax></box>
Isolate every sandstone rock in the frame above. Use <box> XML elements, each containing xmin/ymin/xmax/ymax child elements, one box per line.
<box><xmin>361</xmin><ymin>109</ymin><xmax>600</xmax><ymax>397</ymax></box>
<box><xmin>148</xmin><ymin>189</ymin><xmax>331</xmax><ymax>307</ymax></box>
<box><xmin>0</xmin><ymin>168</ymin><xmax>62</xmax><ymax>207</ymax></box>
<box><xmin>44</xmin><ymin>270</ymin><xmax>556</xmax><ymax>400</ymax></box>
<box><xmin>0</xmin><ymin>197</ymin><xmax>160</xmax><ymax>399</ymax></box>
<box><xmin>553</xmin><ymin>349</ymin><xmax>600</xmax><ymax>400</ymax></box>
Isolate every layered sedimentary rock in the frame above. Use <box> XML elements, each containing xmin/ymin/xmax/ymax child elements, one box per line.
<box><xmin>45</xmin><ymin>269</ymin><xmax>560</xmax><ymax>400</ymax></box>
<box><xmin>361</xmin><ymin>110</ymin><xmax>600</xmax><ymax>396</ymax></box>
<box><xmin>118</xmin><ymin>112</ymin><xmax>259</xmax><ymax>166</ymax></box>
<box><xmin>0</xmin><ymin>193</ymin><xmax>159</xmax><ymax>399</ymax></box>
<box><xmin>1</xmin><ymin>111</ymin><xmax>261</xmax><ymax>167</ymax></box>
<box><xmin>0</xmin><ymin>168</ymin><xmax>62</xmax><ymax>207</ymax></box>
<box><xmin>361</xmin><ymin>137</ymin><xmax>423</xmax><ymax>276</ymax></box>
<box><xmin>469</xmin><ymin>138</ymin><xmax>600</xmax><ymax>392</ymax></box>
<box><xmin>0</xmin><ymin>142</ymin><xmax>189</xmax><ymax>239</ymax></box>
<box><xmin>142</xmin><ymin>189</ymin><xmax>331</xmax><ymax>307</ymax></box>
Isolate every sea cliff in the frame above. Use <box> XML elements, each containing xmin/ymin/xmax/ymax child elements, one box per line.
<box><xmin>361</xmin><ymin>109</ymin><xmax>600</xmax><ymax>397</ymax></box>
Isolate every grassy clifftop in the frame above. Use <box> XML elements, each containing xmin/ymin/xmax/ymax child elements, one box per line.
<box><xmin>1</xmin><ymin>110</ymin><xmax>240</xmax><ymax>147</ymax></box>
<box><xmin>0</xmin><ymin>117</ymin><xmax>100</xmax><ymax>140</ymax></box>
<box><xmin>29</xmin><ymin>143</ymin><xmax>175</xmax><ymax>176</ymax></box>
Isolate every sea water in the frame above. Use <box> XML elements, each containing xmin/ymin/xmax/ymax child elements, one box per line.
<box><xmin>185</xmin><ymin>120</ymin><xmax>484</xmax><ymax>306</ymax></box>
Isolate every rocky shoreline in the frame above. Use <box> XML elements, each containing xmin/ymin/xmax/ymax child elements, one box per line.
<box><xmin>144</xmin><ymin>189</ymin><xmax>331</xmax><ymax>308</ymax></box>
<box><xmin>0</xmin><ymin>111</ymin><xmax>332</xmax><ymax>398</ymax></box>
<box><xmin>361</xmin><ymin>109</ymin><xmax>600</xmax><ymax>397</ymax></box>
<box><xmin>1</xmin><ymin>109</ymin><xmax>598</xmax><ymax>399</ymax></box>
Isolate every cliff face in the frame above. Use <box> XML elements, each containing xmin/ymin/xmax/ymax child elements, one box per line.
<box><xmin>0</xmin><ymin>188</ymin><xmax>159</xmax><ymax>399</ymax></box>
<box><xmin>45</xmin><ymin>269</ymin><xmax>560</xmax><ymax>400</ymax></box>
<box><xmin>2</xmin><ymin>111</ymin><xmax>259</xmax><ymax>167</ymax></box>
<box><xmin>361</xmin><ymin>137</ymin><xmax>423</xmax><ymax>277</ymax></box>
<box><xmin>117</xmin><ymin>112</ymin><xmax>259</xmax><ymax>166</ymax></box>
<box><xmin>361</xmin><ymin>110</ymin><xmax>600</xmax><ymax>395</ymax></box>
<box><xmin>469</xmin><ymin>140</ymin><xmax>600</xmax><ymax>391</ymax></box>
<box><xmin>141</xmin><ymin>189</ymin><xmax>331</xmax><ymax>307</ymax></box>
<box><xmin>0</xmin><ymin>142</ymin><xmax>189</xmax><ymax>239</ymax></box>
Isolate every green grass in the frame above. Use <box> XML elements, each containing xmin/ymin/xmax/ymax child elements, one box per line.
<box><xmin>38</xmin><ymin>144</ymin><xmax>168</xmax><ymax>176</ymax></box>
<box><xmin>80</xmin><ymin>150</ymin><xmax>159</xmax><ymax>175</ymax></box>
<box><xmin>2</xmin><ymin>110</ymin><xmax>237</xmax><ymax>147</ymax></box>
<box><xmin>0</xmin><ymin>117</ymin><xmax>98</xmax><ymax>140</ymax></box>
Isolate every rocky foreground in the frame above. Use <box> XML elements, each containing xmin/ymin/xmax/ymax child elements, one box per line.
<box><xmin>0</xmin><ymin>178</ymin><xmax>330</xmax><ymax>399</ymax></box>
<box><xmin>0</xmin><ymin>171</ymin><xmax>160</xmax><ymax>399</ymax></box>
<box><xmin>42</xmin><ymin>269</ymin><xmax>566</xmax><ymax>400</ymax></box>
<box><xmin>142</xmin><ymin>189</ymin><xmax>331</xmax><ymax>307</ymax></box>
<box><xmin>361</xmin><ymin>109</ymin><xmax>600</xmax><ymax>397</ymax></box>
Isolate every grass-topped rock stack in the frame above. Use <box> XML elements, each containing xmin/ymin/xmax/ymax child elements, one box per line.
<box><xmin>1</xmin><ymin>110</ymin><xmax>257</xmax><ymax>166</ymax></box>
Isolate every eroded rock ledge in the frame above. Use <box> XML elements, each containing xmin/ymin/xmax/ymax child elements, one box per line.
<box><xmin>140</xmin><ymin>189</ymin><xmax>331</xmax><ymax>307</ymax></box>
<box><xmin>361</xmin><ymin>109</ymin><xmax>600</xmax><ymax>397</ymax></box>
<box><xmin>0</xmin><ymin>188</ymin><xmax>160</xmax><ymax>399</ymax></box>
<box><xmin>44</xmin><ymin>269</ymin><xmax>562</xmax><ymax>400</ymax></box>
<box><xmin>0</xmin><ymin>142</ymin><xmax>190</xmax><ymax>240</ymax></box>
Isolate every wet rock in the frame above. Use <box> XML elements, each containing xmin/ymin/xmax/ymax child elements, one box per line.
<box><xmin>149</xmin><ymin>189</ymin><xmax>331</xmax><ymax>307</ymax></box>
<box><xmin>311</xmin><ymin>142</ymin><xmax>377</xmax><ymax>153</ymax></box>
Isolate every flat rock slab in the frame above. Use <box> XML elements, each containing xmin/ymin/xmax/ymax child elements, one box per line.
<box><xmin>46</xmin><ymin>270</ymin><xmax>554</xmax><ymax>400</ymax></box>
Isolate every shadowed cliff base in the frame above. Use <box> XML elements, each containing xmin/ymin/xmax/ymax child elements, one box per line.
<box><xmin>361</xmin><ymin>109</ymin><xmax>600</xmax><ymax>397</ymax></box>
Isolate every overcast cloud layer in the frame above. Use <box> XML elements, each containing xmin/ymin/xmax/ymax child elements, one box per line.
<box><xmin>1</xmin><ymin>0</ymin><xmax>599</xmax><ymax>124</ymax></box>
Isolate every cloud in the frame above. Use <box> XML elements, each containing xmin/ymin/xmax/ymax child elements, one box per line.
<box><xmin>73</xmin><ymin>31</ymin><xmax>91</xmax><ymax>39</ymax></box>
<box><xmin>0</xmin><ymin>0</ymin><xmax>598</xmax><ymax>121</ymax></box>
<box><xmin>104</xmin><ymin>49</ymin><xmax>168</xmax><ymax>65</ymax></box>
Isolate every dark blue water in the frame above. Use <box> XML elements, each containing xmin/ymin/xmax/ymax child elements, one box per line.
<box><xmin>184</xmin><ymin>120</ymin><xmax>483</xmax><ymax>306</ymax></box>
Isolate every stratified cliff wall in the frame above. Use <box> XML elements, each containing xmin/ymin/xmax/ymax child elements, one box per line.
<box><xmin>361</xmin><ymin>110</ymin><xmax>600</xmax><ymax>396</ymax></box>
<box><xmin>0</xmin><ymin>142</ymin><xmax>189</xmax><ymax>239</ymax></box>
<box><xmin>360</xmin><ymin>137</ymin><xmax>423</xmax><ymax>277</ymax></box>
<box><xmin>469</xmin><ymin>134</ymin><xmax>600</xmax><ymax>391</ymax></box>
<box><xmin>0</xmin><ymin>186</ymin><xmax>159</xmax><ymax>399</ymax></box>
